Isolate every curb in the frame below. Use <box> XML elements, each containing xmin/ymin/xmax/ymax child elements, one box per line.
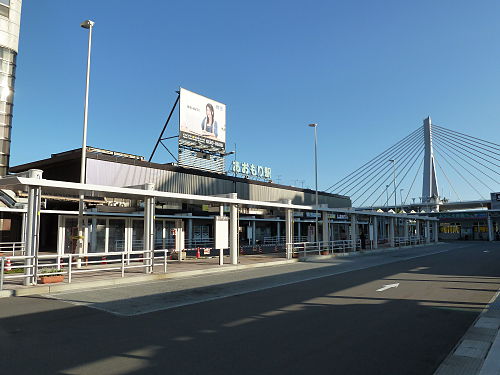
<box><xmin>1</xmin><ymin>258</ymin><xmax>299</xmax><ymax>298</ymax></box>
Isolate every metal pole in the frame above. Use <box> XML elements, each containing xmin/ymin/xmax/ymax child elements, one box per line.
<box><xmin>308</xmin><ymin>124</ymin><xmax>319</xmax><ymax>243</ymax></box>
<box><xmin>385</xmin><ymin>185</ymin><xmax>389</xmax><ymax>208</ymax></box>
<box><xmin>400</xmin><ymin>189</ymin><xmax>404</xmax><ymax>212</ymax></box>
<box><xmin>389</xmin><ymin>159</ymin><xmax>396</xmax><ymax>211</ymax></box>
<box><xmin>77</xmin><ymin>20</ymin><xmax>94</xmax><ymax>268</ymax></box>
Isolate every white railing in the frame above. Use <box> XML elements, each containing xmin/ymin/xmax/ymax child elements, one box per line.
<box><xmin>0</xmin><ymin>242</ymin><xmax>25</xmax><ymax>256</ymax></box>
<box><xmin>185</xmin><ymin>238</ymin><xmax>214</xmax><ymax>249</ymax></box>
<box><xmin>289</xmin><ymin>239</ymin><xmax>362</xmax><ymax>257</ymax></box>
<box><xmin>264</xmin><ymin>235</ymin><xmax>307</xmax><ymax>245</ymax></box>
<box><xmin>0</xmin><ymin>248</ymin><xmax>172</xmax><ymax>290</ymax></box>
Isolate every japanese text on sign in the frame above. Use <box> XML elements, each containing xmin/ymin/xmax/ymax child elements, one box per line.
<box><xmin>231</xmin><ymin>160</ymin><xmax>272</xmax><ymax>180</ymax></box>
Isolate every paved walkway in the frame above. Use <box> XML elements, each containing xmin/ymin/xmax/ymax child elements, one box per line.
<box><xmin>1</xmin><ymin>252</ymin><xmax>295</xmax><ymax>296</ymax></box>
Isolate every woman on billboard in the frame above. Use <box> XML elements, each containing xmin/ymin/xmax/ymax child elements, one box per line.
<box><xmin>201</xmin><ymin>103</ymin><xmax>218</xmax><ymax>138</ymax></box>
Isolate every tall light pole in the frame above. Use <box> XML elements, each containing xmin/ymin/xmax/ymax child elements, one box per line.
<box><xmin>77</xmin><ymin>20</ymin><xmax>95</xmax><ymax>267</ymax></box>
<box><xmin>385</xmin><ymin>185</ymin><xmax>389</xmax><ymax>208</ymax></box>
<box><xmin>400</xmin><ymin>188</ymin><xmax>404</xmax><ymax>212</ymax></box>
<box><xmin>389</xmin><ymin>159</ymin><xmax>396</xmax><ymax>211</ymax></box>
<box><xmin>308</xmin><ymin>123</ymin><xmax>318</xmax><ymax>243</ymax></box>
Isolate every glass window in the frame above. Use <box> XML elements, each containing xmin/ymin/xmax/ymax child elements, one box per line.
<box><xmin>132</xmin><ymin>220</ymin><xmax>144</xmax><ymax>250</ymax></box>
<box><xmin>93</xmin><ymin>219</ymin><xmax>106</xmax><ymax>253</ymax></box>
<box><xmin>108</xmin><ymin>219</ymin><xmax>125</xmax><ymax>252</ymax></box>
<box><xmin>64</xmin><ymin>218</ymin><xmax>78</xmax><ymax>254</ymax></box>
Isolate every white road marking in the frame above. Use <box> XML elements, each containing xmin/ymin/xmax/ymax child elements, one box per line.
<box><xmin>376</xmin><ymin>283</ymin><xmax>399</xmax><ymax>292</ymax></box>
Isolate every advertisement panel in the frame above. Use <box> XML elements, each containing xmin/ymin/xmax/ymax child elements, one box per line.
<box><xmin>179</xmin><ymin>88</ymin><xmax>226</xmax><ymax>151</ymax></box>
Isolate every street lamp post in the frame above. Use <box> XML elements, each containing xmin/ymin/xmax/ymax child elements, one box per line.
<box><xmin>385</xmin><ymin>185</ymin><xmax>389</xmax><ymax>208</ymax></box>
<box><xmin>308</xmin><ymin>123</ymin><xmax>318</xmax><ymax>243</ymax></box>
<box><xmin>389</xmin><ymin>159</ymin><xmax>396</xmax><ymax>211</ymax></box>
<box><xmin>399</xmin><ymin>188</ymin><xmax>404</xmax><ymax>212</ymax></box>
<box><xmin>77</xmin><ymin>20</ymin><xmax>95</xmax><ymax>267</ymax></box>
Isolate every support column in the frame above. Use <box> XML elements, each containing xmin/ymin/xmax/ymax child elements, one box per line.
<box><xmin>277</xmin><ymin>220</ymin><xmax>281</xmax><ymax>243</ymax></box>
<box><xmin>322</xmin><ymin>211</ymin><xmax>329</xmax><ymax>251</ymax></box>
<box><xmin>416</xmin><ymin>219</ymin><xmax>421</xmax><ymax>242</ymax></box>
<box><xmin>285</xmin><ymin>201</ymin><xmax>293</xmax><ymax>259</ymax></box>
<box><xmin>143</xmin><ymin>183</ymin><xmax>155</xmax><ymax>273</ymax></box>
<box><xmin>372</xmin><ymin>216</ymin><xmax>378</xmax><ymax>249</ymax></box>
<box><xmin>433</xmin><ymin>221</ymin><xmax>439</xmax><ymax>243</ymax></box>
<box><xmin>389</xmin><ymin>217</ymin><xmax>395</xmax><ymax>247</ymax></box>
<box><xmin>25</xmin><ymin>169</ymin><xmax>43</xmax><ymax>285</ymax></box>
<box><xmin>175</xmin><ymin>218</ymin><xmax>185</xmax><ymax>262</ymax></box>
<box><xmin>425</xmin><ymin>221</ymin><xmax>431</xmax><ymax>244</ymax></box>
<box><xmin>297</xmin><ymin>220</ymin><xmax>301</xmax><ymax>242</ymax></box>
<box><xmin>404</xmin><ymin>219</ymin><xmax>409</xmax><ymax>244</ymax></box>
<box><xmin>350</xmin><ymin>214</ymin><xmax>357</xmax><ymax>251</ymax></box>
<box><xmin>187</xmin><ymin>217</ymin><xmax>193</xmax><ymax>248</ymax></box>
<box><xmin>230</xmin><ymin>194</ymin><xmax>238</xmax><ymax>265</ymax></box>
<box><xmin>252</xmin><ymin>218</ymin><xmax>256</xmax><ymax>245</ymax></box>
<box><xmin>487</xmin><ymin>215</ymin><xmax>494</xmax><ymax>242</ymax></box>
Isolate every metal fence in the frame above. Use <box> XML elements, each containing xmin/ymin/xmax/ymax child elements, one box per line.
<box><xmin>0</xmin><ymin>241</ymin><xmax>25</xmax><ymax>256</ymax></box>
<box><xmin>0</xmin><ymin>248</ymin><xmax>172</xmax><ymax>290</ymax></box>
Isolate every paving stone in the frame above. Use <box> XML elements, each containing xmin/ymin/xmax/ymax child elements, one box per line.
<box><xmin>454</xmin><ymin>339</ymin><xmax>491</xmax><ymax>359</ymax></box>
<box><xmin>435</xmin><ymin>355</ymin><xmax>482</xmax><ymax>375</ymax></box>
<box><xmin>463</xmin><ymin>327</ymin><xmax>498</xmax><ymax>343</ymax></box>
<box><xmin>475</xmin><ymin>317</ymin><xmax>500</xmax><ymax>330</ymax></box>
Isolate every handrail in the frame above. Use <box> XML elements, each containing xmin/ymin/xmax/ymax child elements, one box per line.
<box><xmin>0</xmin><ymin>248</ymin><xmax>172</xmax><ymax>290</ymax></box>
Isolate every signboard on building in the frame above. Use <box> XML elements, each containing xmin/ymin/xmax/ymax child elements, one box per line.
<box><xmin>179</xmin><ymin>88</ymin><xmax>226</xmax><ymax>152</ymax></box>
<box><xmin>231</xmin><ymin>160</ymin><xmax>272</xmax><ymax>181</ymax></box>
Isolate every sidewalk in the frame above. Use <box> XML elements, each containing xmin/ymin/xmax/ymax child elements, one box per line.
<box><xmin>0</xmin><ymin>253</ymin><xmax>297</xmax><ymax>297</ymax></box>
<box><xmin>435</xmin><ymin>287</ymin><xmax>500</xmax><ymax>375</ymax></box>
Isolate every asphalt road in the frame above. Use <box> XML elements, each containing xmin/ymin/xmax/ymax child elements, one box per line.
<box><xmin>1</xmin><ymin>242</ymin><xmax>499</xmax><ymax>375</ymax></box>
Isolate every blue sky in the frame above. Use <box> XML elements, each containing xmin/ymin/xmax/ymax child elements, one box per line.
<box><xmin>10</xmin><ymin>1</ymin><xmax>500</xmax><ymax>203</ymax></box>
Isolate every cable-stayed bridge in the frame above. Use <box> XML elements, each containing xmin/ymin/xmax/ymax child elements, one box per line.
<box><xmin>326</xmin><ymin>117</ymin><xmax>499</xmax><ymax>212</ymax></box>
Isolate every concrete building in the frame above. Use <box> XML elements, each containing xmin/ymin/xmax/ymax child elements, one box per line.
<box><xmin>0</xmin><ymin>0</ymin><xmax>21</xmax><ymax>176</ymax></box>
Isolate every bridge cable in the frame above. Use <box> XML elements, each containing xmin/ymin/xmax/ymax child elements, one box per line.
<box><xmin>325</xmin><ymin>127</ymin><xmax>422</xmax><ymax>192</ymax></box>
<box><xmin>343</xmin><ymin>132</ymin><xmax>423</xmax><ymax>196</ymax></box>
<box><xmin>330</xmin><ymin>128</ymin><xmax>422</xmax><ymax>194</ymax></box>
<box><xmin>433</xmin><ymin>154</ymin><xmax>462</xmax><ymax>202</ymax></box>
<box><xmin>341</xmin><ymin>129</ymin><xmax>422</xmax><ymax>192</ymax></box>
<box><xmin>432</xmin><ymin>128</ymin><xmax>500</xmax><ymax>165</ymax></box>
<box><xmin>432</xmin><ymin>147</ymin><xmax>487</xmax><ymax>200</ymax></box>
<box><xmin>432</xmin><ymin>131</ymin><xmax>500</xmax><ymax>173</ymax></box>
<box><xmin>403</xmin><ymin>156</ymin><xmax>425</xmax><ymax>206</ymax></box>
<box><xmin>432</xmin><ymin>124</ymin><xmax>500</xmax><ymax>150</ymax></box>
<box><xmin>361</xmin><ymin>144</ymin><xmax>424</xmax><ymax>208</ymax></box>
<box><xmin>433</xmin><ymin>125</ymin><xmax>500</xmax><ymax>156</ymax></box>
<box><xmin>433</xmin><ymin>137</ymin><xmax>499</xmax><ymax>184</ymax></box>
<box><xmin>354</xmin><ymin>140</ymin><xmax>424</xmax><ymax>206</ymax></box>
<box><xmin>433</xmin><ymin>142</ymin><xmax>494</xmax><ymax>192</ymax></box>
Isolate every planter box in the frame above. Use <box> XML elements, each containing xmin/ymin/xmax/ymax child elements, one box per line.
<box><xmin>38</xmin><ymin>275</ymin><xmax>64</xmax><ymax>284</ymax></box>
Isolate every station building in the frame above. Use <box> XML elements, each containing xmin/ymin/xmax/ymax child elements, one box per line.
<box><xmin>4</xmin><ymin>147</ymin><xmax>354</xmax><ymax>255</ymax></box>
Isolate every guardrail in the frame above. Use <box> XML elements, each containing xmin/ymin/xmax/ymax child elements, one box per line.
<box><xmin>289</xmin><ymin>240</ymin><xmax>362</xmax><ymax>257</ymax></box>
<box><xmin>263</xmin><ymin>236</ymin><xmax>307</xmax><ymax>245</ymax></box>
<box><xmin>0</xmin><ymin>242</ymin><xmax>25</xmax><ymax>256</ymax></box>
<box><xmin>0</xmin><ymin>248</ymin><xmax>172</xmax><ymax>290</ymax></box>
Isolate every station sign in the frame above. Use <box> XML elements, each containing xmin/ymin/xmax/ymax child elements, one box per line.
<box><xmin>231</xmin><ymin>160</ymin><xmax>272</xmax><ymax>181</ymax></box>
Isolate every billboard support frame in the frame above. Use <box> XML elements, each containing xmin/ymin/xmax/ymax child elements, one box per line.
<box><xmin>149</xmin><ymin>91</ymin><xmax>180</xmax><ymax>162</ymax></box>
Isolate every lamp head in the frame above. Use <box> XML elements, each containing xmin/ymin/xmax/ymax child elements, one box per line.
<box><xmin>308</xmin><ymin>123</ymin><xmax>317</xmax><ymax>128</ymax></box>
<box><xmin>81</xmin><ymin>20</ymin><xmax>95</xmax><ymax>29</ymax></box>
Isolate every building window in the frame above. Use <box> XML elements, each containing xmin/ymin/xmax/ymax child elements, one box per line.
<box><xmin>0</xmin><ymin>0</ymin><xmax>9</xmax><ymax>18</ymax></box>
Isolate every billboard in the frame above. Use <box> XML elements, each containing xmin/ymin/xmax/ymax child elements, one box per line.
<box><xmin>179</xmin><ymin>88</ymin><xmax>226</xmax><ymax>151</ymax></box>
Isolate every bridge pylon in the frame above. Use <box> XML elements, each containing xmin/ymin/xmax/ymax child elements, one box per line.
<box><xmin>422</xmin><ymin>116</ymin><xmax>440</xmax><ymax>211</ymax></box>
